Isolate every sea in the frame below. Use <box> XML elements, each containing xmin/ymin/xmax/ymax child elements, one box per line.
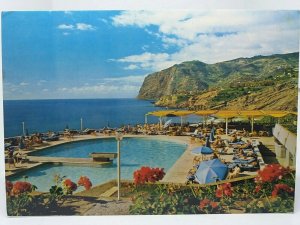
<box><xmin>3</xmin><ymin>98</ymin><xmax>199</xmax><ymax>138</ymax></box>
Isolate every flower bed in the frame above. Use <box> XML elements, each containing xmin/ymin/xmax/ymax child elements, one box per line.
<box><xmin>129</xmin><ymin>164</ymin><xmax>295</xmax><ymax>214</ymax></box>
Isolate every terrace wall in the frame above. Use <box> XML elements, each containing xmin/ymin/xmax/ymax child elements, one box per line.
<box><xmin>273</xmin><ymin>123</ymin><xmax>297</xmax><ymax>167</ymax></box>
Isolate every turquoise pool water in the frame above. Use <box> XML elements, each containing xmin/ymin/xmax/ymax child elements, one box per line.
<box><xmin>9</xmin><ymin>138</ymin><xmax>186</xmax><ymax>192</ymax></box>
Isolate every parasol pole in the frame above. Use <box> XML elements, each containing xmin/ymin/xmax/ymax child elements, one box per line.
<box><xmin>225</xmin><ymin>117</ymin><xmax>228</xmax><ymax>135</ymax></box>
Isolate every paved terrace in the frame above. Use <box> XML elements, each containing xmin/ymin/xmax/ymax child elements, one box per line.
<box><xmin>163</xmin><ymin>135</ymin><xmax>273</xmax><ymax>183</ymax></box>
<box><xmin>6</xmin><ymin>134</ymin><xmax>274</xmax><ymax>182</ymax></box>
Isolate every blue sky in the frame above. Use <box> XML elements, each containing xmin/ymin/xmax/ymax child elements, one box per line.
<box><xmin>2</xmin><ymin>10</ymin><xmax>300</xmax><ymax>100</ymax></box>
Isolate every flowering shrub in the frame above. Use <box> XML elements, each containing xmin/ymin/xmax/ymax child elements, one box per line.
<box><xmin>78</xmin><ymin>176</ymin><xmax>92</xmax><ymax>190</ymax></box>
<box><xmin>62</xmin><ymin>179</ymin><xmax>77</xmax><ymax>194</ymax></box>
<box><xmin>11</xmin><ymin>181</ymin><xmax>33</xmax><ymax>195</ymax></box>
<box><xmin>133</xmin><ymin>166</ymin><xmax>165</xmax><ymax>185</ymax></box>
<box><xmin>255</xmin><ymin>164</ymin><xmax>289</xmax><ymax>183</ymax></box>
<box><xmin>130</xmin><ymin>164</ymin><xmax>295</xmax><ymax>214</ymax></box>
<box><xmin>198</xmin><ymin>198</ymin><xmax>220</xmax><ymax>213</ymax></box>
<box><xmin>271</xmin><ymin>184</ymin><xmax>294</xmax><ymax>198</ymax></box>
<box><xmin>6</xmin><ymin>180</ymin><xmax>13</xmax><ymax>195</ymax></box>
<box><xmin>6</xmin><ymin>175</ymin><xmax>93</xmax><ymax>216</ymax></box>
<box><xmin>215</xmin><ymin>183</ymin><xmax>233</xmax><ymax>198</ymax></box>
<box><xmin>6</xmin><ymin>180</ymin><xmax>37</xmax><ymax>216</ymax></box>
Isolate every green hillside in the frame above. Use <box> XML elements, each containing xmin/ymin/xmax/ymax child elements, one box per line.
<box><xmin>138</xmin><ymin>52</ymin><xmax>299</xmax><ymax>110</ymax></box>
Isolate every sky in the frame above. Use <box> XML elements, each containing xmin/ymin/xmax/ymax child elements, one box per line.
<box><xmin>1</xmin><ymin>10</ymin><xmax>300</xmax><ymax>100</ymax></box>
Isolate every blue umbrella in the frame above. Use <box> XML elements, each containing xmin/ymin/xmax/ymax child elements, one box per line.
<box><xmin>192</xmin><ymin>146</ymin><xmax>213</xmax><ymax>155</ymax></box>
<box><xmin>209</xmin><ymin>130</ymin><xmax>215</xmax><ymax>142</ymax></box>
<box><xmin>194</xmin><ymin>159</ymin><xmax>228</xmax><ymax>184</ymax></box>
<box><xmin>211</xmin><ymin>127</ymin><xmax>215</xmax><ymax>136</ymax></box>
<box><xmin>205</xmin><ymin>137</ymin><xmax>211</xmax><ymax>147</ymax></box>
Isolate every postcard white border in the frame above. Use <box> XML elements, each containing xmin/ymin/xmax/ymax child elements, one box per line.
<box><xmin>0</xmin><ymin>1</ymin><xmax>300</xmax><ymax>225</ymax></box>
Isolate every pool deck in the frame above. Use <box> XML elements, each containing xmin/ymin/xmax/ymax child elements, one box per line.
<box><xmin>5</xmin><ymin>134</ymin><xmax>274</xmax><ymax>183</ymax></box>
<box><xmin>162</xmin><ymin>135</ymin><xmax>274</xmax><ymax>184</ymax></box>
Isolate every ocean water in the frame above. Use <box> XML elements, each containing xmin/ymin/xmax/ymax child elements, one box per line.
<box><xmin>3</xmin><ymin>99</ymin><xmax>162</xmax><ymax>138</ymax></box>
<box><xmin>10</xmin><ymin>138</ymin><xmax>186</xmax><ymax>192</ymax></box>
<box><xmin>3</xmin><ymin>98</ymin><xmax>200</xmax><ymax>138</ymax></box>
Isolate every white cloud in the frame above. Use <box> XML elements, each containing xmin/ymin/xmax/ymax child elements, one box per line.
<box><xmin>42</xmin><ymin>89</ymin><xmax>49</xmax><ymax>92</ymax></box>
<box><xmin>100</xmin><ymin>18</ymin><xmax>108</xmax><ymax>24</ymax></box>
<box><xmin>124</xmin><ymin>64</ymin><xmax>139</xmax><ymax>70</ymax></box>
<box><xmin>58</xmin><ymin>84</ymin><xmax>139</xmax><ymax>98</ymax></box>
<box><xmin>76</xmin><ymin>23</ymin><xmax>96</xmax><ymax>31</ymax></box>
<box><xmin>57</xmin><ymin>75</ymin><xmax>146</xmax><ymax>98</ymax></box>
<box><xmin>112</xmin><ymin>11</ymin><xmax>300</xmax><ymax>70</ymax></box>
<box><xmin>57</xmin><ymin>23</ymin><xmax>96</xmax><ymax>33</ymax></box>
<box><xmin>19</xmin><ymin>82</ymin><xmax>29</xmax><ymax>86</ymax></box>
<box><xmin>57</xmin><ymin>24</ymin><xmax>74</xmax><ymax>30</ymax></box>
<box><xmin>37</xmin><ymin>80</ymin><xmax>47</xmax><ymax>86</ymax></box>
<box><xmin>116</xmin><ymin>52</ymin><xmax>173</xmax><ymax>71</ymax></box>
<box><xmin>103</xmin><ymin>75</ymin><xmax>146</xmax><ymax>84</ymax></box>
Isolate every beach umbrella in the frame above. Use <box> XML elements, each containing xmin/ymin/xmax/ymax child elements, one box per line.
<box><xmin>211</xmin><ymin>127</ymin><xmax>215</xmax><ymax>136</ymax></box>
<box><xmin>191</xmin><ymin>145</ymin><xmax>213</xmax><ymax>155</ymax></box>
<box><xmin>164</xmin><ymin>119</ymin><xmax>172</xmax><ymax>128</ymax></box>
<box><xmin>209</xmin><ymin>131</ymin><xmax>215</xmax><ymax>142</ymax></box>
<box><xmin>205</xmin><ymin>137</ymin><xmax>211</xmax><ymax>148</ymax></box>
<box><xmin>194</xmin><ymin>159</ymin><xmax>228</xmax><ymax>184</ymax></box>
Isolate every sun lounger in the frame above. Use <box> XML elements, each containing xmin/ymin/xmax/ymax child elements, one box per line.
<box><xmin>233</xmin><ymin>157</ymin><xmax>256</xmax><ymax>164</ymax></box>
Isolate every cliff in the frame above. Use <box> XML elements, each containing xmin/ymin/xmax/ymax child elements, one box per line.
<box><xmin>138</xmin><ymin>52</ymin><xmax>299</xmax><ymax>110</ymax></box>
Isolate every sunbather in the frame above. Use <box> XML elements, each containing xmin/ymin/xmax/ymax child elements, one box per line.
<box><xmin>8</xmin><ymin>148</ymin><xmax>15</xmax><ymax>168</ymax></box>
<box><xmin>193</xmin><ymin>156</ymin><xmax>201</xmax><ymax>166</ymax></box>
<box><xmin>210</xmin><ymin>153</ymin><xmax>219</xmax><ymax>160</ymax></box>
<box><xmin>229</xmin><ymin>134</ymin><xmax>238</xmax><ymax>143</ymax></box>
<box><xmin>218</xmin><ymin>146</ymin><xmax>230</xmax><ymax>154</ymax></box>
<box><xmin>236</xmin><ymin>140</ymin><xmax>253</xmax><ymax>149</ymax></box>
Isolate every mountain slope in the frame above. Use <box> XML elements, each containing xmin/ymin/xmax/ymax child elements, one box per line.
<box><xmin>138</xmin><ymin>52</ymin><xmax>298</xmax><ymax>100</ymax></box>
<box><xmin>137</xmin><ymin>52</ymin><xmax>299</xmax><ymax>110</ymax></box>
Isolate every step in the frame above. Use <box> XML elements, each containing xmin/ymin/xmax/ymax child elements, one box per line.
<box><xmin>99</xmin><ymin>186</ymin><xmax>118</xmax><ymax>198</ymax></box>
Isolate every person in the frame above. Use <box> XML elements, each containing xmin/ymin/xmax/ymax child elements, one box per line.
<box><xmin>192</xmin><ymin>128</ymin><xmax>199</xmax><ymax>137</ymax></box>
<box><xmin>229</xmin><ymin>134</ymin><xmax>238</xmax><ymax>143</ymax></box>
<box><xmin>193</xmin><ymin>156</ymin><xmax>201</xmax><ymax>166</ymax></box>
<box><xmin>216</xmin><ymin>127</ymin><xmax>224</xmax><ymax>135</ymax></box>
<box><xmin>238</xmin><ymin>140</ymin><xmax>253</xmax><ymax>149</ymax></box>
<box><xmin>8</xmin><ymin>148</ymin><xmax>15</xmax><ymax>168</ymax></box>
<box><xmin>242</xmin><ymin>128</ymin><xmax>249</xmax><ymax>137</ymax></box>
<box><xmin>212</xmin><ymin>136</ymin><xmax>225</xmax><ymax>148</ymax></box>
<box><xmin>211</xmin><ymin>153</ymin><xmax>219</xmax><ymax>160</ymax></box>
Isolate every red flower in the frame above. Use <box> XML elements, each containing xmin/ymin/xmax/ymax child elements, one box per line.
<box><xmin>210</xmin><ymin>201</ymin><xmax>218</xmax><ymax>209</ymax></box>
<box><xmin>199</xmin><ymin>199</ymin><xmax>219</xmax><ymax>210</ymax></box>
<box><xmin>256</xmin><ymin>164</ymin><xmax>289</xmax><ymax>184</ymax></box>
<box><xmin>133</xmin><ymin>166</ymin><xmax>165</xmax><ymax>185</ymax></box>
<box><xmin>199</xmin><ymin>198</ymin><xmax>210</xmax><ymax>210</ymax></box>
<box><xmin>11</xmin><ymin>181</ymin><xmax>32</xmax><ymax>195</ymax></box>
<box><xmin>215</xmin><ymin>189</ymin><xmax>223</xmax><ymax>198</ymax></box>
<box><xmin>6</xmin><ymin>180</ymin><xmax>13</xmax><ymax>195</ymax></box>
<box><xmin>254</xmin><ymin>185</ymin><xmax>262</xmax><ymax>193</ymax></box>
<box><xmin>62</xmin><ymin>179</ymin><xmax>77</xmax><ymax>192</ymax></box>
<box><xmin>215</xmin><ymin>183</ymin><xmax>233</xmax><ymax>198</ymax></box>
<box><xmin>78</xmin><ymin>176</ymin><xmax>92</xmax><ymax>190</ymax></box>
<box><xmin>271</xmin><ymin>183</ymin><xmax>294</xmax><ymax>198</ymax></box>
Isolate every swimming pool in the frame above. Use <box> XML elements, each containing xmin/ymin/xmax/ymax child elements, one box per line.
<box><xmin>9</xmin><ymin>137</ymin><xmax>186</xmax><ymax>192</ymax></box>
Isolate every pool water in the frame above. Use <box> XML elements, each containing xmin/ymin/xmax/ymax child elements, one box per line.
<box><xmin>9</xmin><ymin>138</ymin><xmax>186</xmax><ymax>192</ymax></box>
